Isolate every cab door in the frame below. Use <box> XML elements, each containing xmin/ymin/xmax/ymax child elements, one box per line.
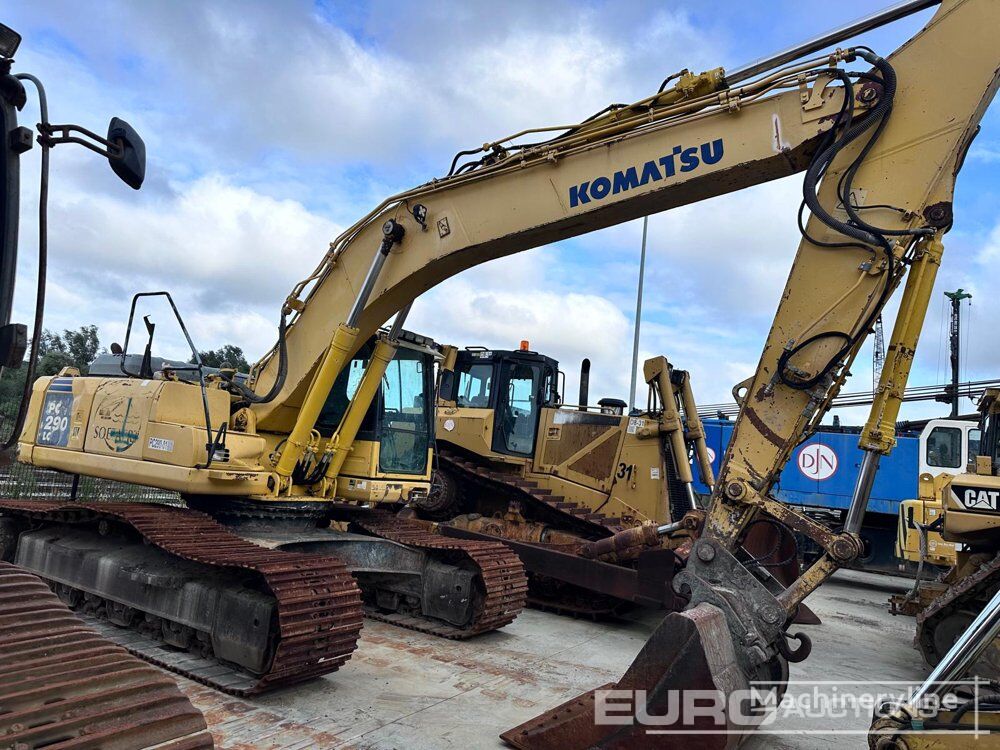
<box><xmin>491</xmin><ymin>359</ymin><xmax>553</xmax><ymax>457</ymax></box>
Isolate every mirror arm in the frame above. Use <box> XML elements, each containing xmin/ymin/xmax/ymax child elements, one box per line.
<box><xmin>38</xmin><ymin>123</ymin><xmax>124</xmax><ymax>159</ymax></box>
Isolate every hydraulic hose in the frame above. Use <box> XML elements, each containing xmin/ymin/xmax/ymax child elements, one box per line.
<box><xmin>2</xmin><ymin>74</ymin><xmax>48</xmax><ymax>453</ymax></box>
<box><xmin>781</xmin><ymin>49</ymin><xmax>924</xmax><ymax>391</ymax></box>
<box><xmin>229</xmin><ymin>309</ymin><xmax>288</xmax><ymax>406</ymax></box>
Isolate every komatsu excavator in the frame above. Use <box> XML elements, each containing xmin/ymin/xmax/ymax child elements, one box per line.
<box><xmin>0</xmin><ymin>0</ymin><xmax>997</xmax><ymax>746</ymax></box>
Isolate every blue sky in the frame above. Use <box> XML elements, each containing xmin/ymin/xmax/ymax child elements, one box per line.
<box><xmin>3</xmin><ymin>1</ymin><xmax>997</xmax><ymax>421</ymax></box>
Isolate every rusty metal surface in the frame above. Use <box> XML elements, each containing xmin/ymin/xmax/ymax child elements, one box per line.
<box><xmin>354</xmin><ymin>511</ymin><xmax>527</xmax><ymax>638</ymax></box>
<box><xmin>501</xmin><ymin>604</ymin><xmax>747</xmax><ymax>749</ymax></box>
<box><xmin>916</xmin><ymin>552</ymin><xmax>1000</xmax><ymax>664</ymax></box>
<box><xmin>0</xmin><ymin>500</ymin><xmax>364</xmax><ymax>695</ymax></box>
<box><xmin>438</xmin><ymin>448</ymin><xmax>622</xmax><ymax>537</ymax></box>
<box><xmin>439</xmin><ymin>525</ymin><xmax>684</xmax><ymax>610</ymax></box>
<box><xmin>0</xmin><ymin>561</ymin><xmax>214</xmax><ymax>750</ymax></box>
<box><xmin>579</xmin><ymin>524</ymin><xmax>662</xmax><ymax>562</ymax></box>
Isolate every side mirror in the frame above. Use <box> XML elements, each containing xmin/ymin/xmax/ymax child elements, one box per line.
<box><xmin>107</xmin><ymin>117</ymin><xmax>145</xmax><ymax>190</ymax></box>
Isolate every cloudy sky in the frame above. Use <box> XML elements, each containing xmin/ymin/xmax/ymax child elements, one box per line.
<box><xmin>4</xmin><ymin>1</ymin><xmax>997</xmax><ymax>423</ymax></box>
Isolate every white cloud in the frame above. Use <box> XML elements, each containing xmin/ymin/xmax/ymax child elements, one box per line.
<box><xmin>13</xmin><ymin>173</ymin><xmax>338</xmax><ymax>362</ymax></box>
<box><xmin>2</xmin><ymin>0</ymin><xmax>997</xmax><ymax>431</ymax></box>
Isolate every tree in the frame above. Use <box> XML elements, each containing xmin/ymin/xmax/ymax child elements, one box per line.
<box><xmin>192</xmin><ymin>344</ymin><xmax>250</xmax><ymax>372</ymax></box>
<box><xmin>0</xmin><ymin>325</ymin><xmax>102</xmax><ymax>435</ymax></box>
<box><xmin>37</xmin><ymin>325</ymin><xmax>102</xmax><ymax>375</ymax></box>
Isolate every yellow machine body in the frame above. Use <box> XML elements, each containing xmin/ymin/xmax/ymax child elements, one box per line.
<box><xmin>436</xmin><ymin>348</ymin><xmax>711</xmax><ymax>528</ymax></box>
<box><xmin>896</xmin><ymin>473</ymin><xmax>958</xmax><ymax>569</ymax></box>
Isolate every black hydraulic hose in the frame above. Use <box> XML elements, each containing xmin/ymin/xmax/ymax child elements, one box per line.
<box><xmin>781</xmin><ymin>50</ymin><xmax>916</xmax><ymax>391</ymax></box>
<box><xmin>951</xmin><ymin>693</ymin><xmax>1000</xmax><ymax>725</ymax></box>
<box><xmin>3</xmin><ymin>74</ymin><xmax>48</xmax><ymax>452</ymax></box>
<box><xmin>229</xmin><ymin>309</ymin><xmax>288</xmax><ymax>406</ymax></box>
<box><xmin>801</xmin><ymin>52</ymin><xmax>894</xmax><ymax>248</ymax></box>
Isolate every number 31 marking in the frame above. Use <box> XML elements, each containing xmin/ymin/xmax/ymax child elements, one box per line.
<box><xmin>616</xmin><ymin>462</ymin><xmax>635</xmax><ymax>481</ymax></box>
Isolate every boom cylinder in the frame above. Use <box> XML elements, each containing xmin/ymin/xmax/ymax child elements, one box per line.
<box><xmin>274</xmin><ymin>220</ymin><xmax>404</xmax><ymax>478</ymax></box>
<box><xmin>844</xmin><ymin>236</ymin><xmax>945</xmax><ymax>534</ymax></box>
<box><xmin>323</xmin><ymin>304</ymin><xmax>412</xmax><ymax>482</ymax></box>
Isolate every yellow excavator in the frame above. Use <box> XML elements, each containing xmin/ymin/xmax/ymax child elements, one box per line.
<box><xmin>0</xmin><ymin>1</ymin><xmax>997</xmax><ymax>747</ymax></box>
<box><xmin>891</xmin><ymin>390</ymin><xmax>1000</xmax><ymax>666</ymax></box>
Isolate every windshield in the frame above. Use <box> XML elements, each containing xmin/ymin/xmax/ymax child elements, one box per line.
<box><xmin>379</xmin><ymin>348</ymin><xmax>431</xmax><ymax>474</ymax></box>
<box><xmin>316</xmin><ymin>340</ymin><xmax>433</xmax><ymax>476</ymax></box>
<box><xmin>456</xmin><ymin>362</ymin><xmax>493</xmax><ymax>407</ymax></box>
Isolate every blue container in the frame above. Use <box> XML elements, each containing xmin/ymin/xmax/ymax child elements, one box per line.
<box><xmin>693</xmin><ymin>419</ymin><xmax>920</xmax><ymax>517</ymax></box>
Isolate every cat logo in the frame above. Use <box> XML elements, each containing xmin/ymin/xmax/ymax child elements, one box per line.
<box><xmin>953</xmin><ymin>483</ymin><xmax>1000</xmax><ymax>512</ymax></box>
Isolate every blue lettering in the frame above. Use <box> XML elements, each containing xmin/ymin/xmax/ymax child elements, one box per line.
<box><xmin>679</xmin><ymin>146</ymin><xmax>700</xmax><ymax>172</ymax></box>
<box><xmin>613</xmin><ymin>167</ymin><xmax>639</xmax><ymax>194</ymax></box>
<box><xmin>639</xmin><ymin>160</ymin><xmax>662</xmax><ymax>185</ymax></box>
<box><xmin>591</xmin><ymin>176</ymin><xmax>612</xmax><ymax>200</ymax></box>
<box><xmin>659</xmin><ymin>146</ymin><xmax>681</xmax><ymax>177</ymax></box>
<box><xmin>570</xmin><ymin>138</ymin><xmax>724</xmax><ymax>207</ymax></box>
<box><xmin>701</xmin><ymin>138</ymin><xmax>724</xmax><ymax>165</ymax></box>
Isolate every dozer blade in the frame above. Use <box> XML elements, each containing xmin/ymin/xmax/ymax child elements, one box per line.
<box><xmin>502</xmin><ymin>603</ymin><xmax>755</xmax><ymax>749</ymax></box>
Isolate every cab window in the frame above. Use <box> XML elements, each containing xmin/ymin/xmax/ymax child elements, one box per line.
<box><xmin>969</xmin><ymin>428</ymin><xmax>982</xmax><ymax>460</ymax></box>
<box><xmin>378</xmin><ymin>348</ymin><xmax>431</xmax><ymax>475</ymax></box>
<box><xmin>496</xmin><ymin>362</ymin><xmax>543</xmax><ymax>455</ymax></box>
<box><xmin>457</xmin><ymin>363</ymin><xmax>493</xmax><ymax>408</ymax></box>
<box><xmin>316</xmin><ymin>343</ymin><xmax>372</xmax><ymax>435</ymax></box>
<box><xmin>926</xmin><ymin>426</ymin><xmax>962</xmax><ymax>469</ymax></box>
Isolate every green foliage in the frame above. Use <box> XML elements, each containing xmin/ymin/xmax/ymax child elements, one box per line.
<box><xmin>0</xmin><ymin>325</ymin><xmax>103</xmax><ymax>437</ymax></box>
<box><xmin>38</xmin><ymin>325</ymin><xmax>102</xmax><ymax>374</ymax></box>
<box><xmin>192</xmin><ymin>344</ymin><xmax>250</xmax><ymax>372</ymax></box>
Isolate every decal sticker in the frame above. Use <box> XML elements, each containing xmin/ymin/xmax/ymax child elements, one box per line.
<box><xmin>443</xmin><ymin>418</ymin><xmax>456</xmax><ymax>432</ymax></box>
<box><xmin>92</xmin><ymin>395</ymin><xmax>141</xmax><ymax>453</ymax></box>
<box><xmin>650</xmin><ymin>467</ymin><xmax>661</xmax><ymax>480</ymax></box>
<box><xmin>147</xmin><ymin>436</ymin><xmax>174</xmax><ymax>452</ymax></box>
<box><xmin>37</xmin><ymin>391</ymin><xmax>74</xmax><ymax>447</ymax></box>
<box><xmin>568</xmin><ymin>139</ymin><xmax>724</xmax><ymax>208</ymax></box>
<box><xmin>796</xmin><ymin>443</ymin><xmax>838</xmax><ymax>481</ymax></box>
<box><xmin>954</xmin><ymin>484</ymin><xmax>1000</xmax><ymax>512</ymax></box>
<box><xmin>627</xmin><ymin>417</ymin><xmax>645</xmax><ymax>435</ymax></box>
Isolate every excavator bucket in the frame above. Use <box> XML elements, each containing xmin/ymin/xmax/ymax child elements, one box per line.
<box><xmin>502</xmin><ymin>604</ymin><xmax>755</xmax><ymax>749</ymax></box>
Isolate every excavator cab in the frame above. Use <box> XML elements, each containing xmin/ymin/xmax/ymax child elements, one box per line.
<box><xmin>315</xmin><ymin>331</ymin><xmax>438</xmax><ymax>496</ymax></box>
<box><xmin>441</xmin><ymin>347</ymin><xmax>559</xmax><ymax>457</ymax></box>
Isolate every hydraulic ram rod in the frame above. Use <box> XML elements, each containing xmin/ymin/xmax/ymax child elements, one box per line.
<box><xmin>726</xmin><ymin>0</ymin><xmax>940</xmax><ymax>85</ymax></box>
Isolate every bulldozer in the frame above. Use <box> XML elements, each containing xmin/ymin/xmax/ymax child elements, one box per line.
<box><xmin>0</xmin><ymin>1</ymin><xmax>998</xmax><ymax>747</ymax></box>
<box><xmin>427</xmin><ymin>345</ymin><xmax>817</xmax><ymax>618</ymax></box>
<box><xmin>425</xmin><ymin>343</ymin><xmax>765</xmax><ymax>616</ymax></box>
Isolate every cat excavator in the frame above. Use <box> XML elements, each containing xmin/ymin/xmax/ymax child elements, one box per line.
<box><xmin>888</xmin><ymin>389</ymin><xmax>1000</xmax><ymax>662</ymax></box>
<box><xmin>0</xmin><ymin>0</ymin><xmax>998</xmax><ymax>747</ymax></box>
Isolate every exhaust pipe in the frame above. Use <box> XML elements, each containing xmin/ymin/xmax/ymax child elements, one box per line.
<box><xmin>579</xmin><ymin>358</ymin><xmax>590</xmax><ymax>411</ymax></box>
